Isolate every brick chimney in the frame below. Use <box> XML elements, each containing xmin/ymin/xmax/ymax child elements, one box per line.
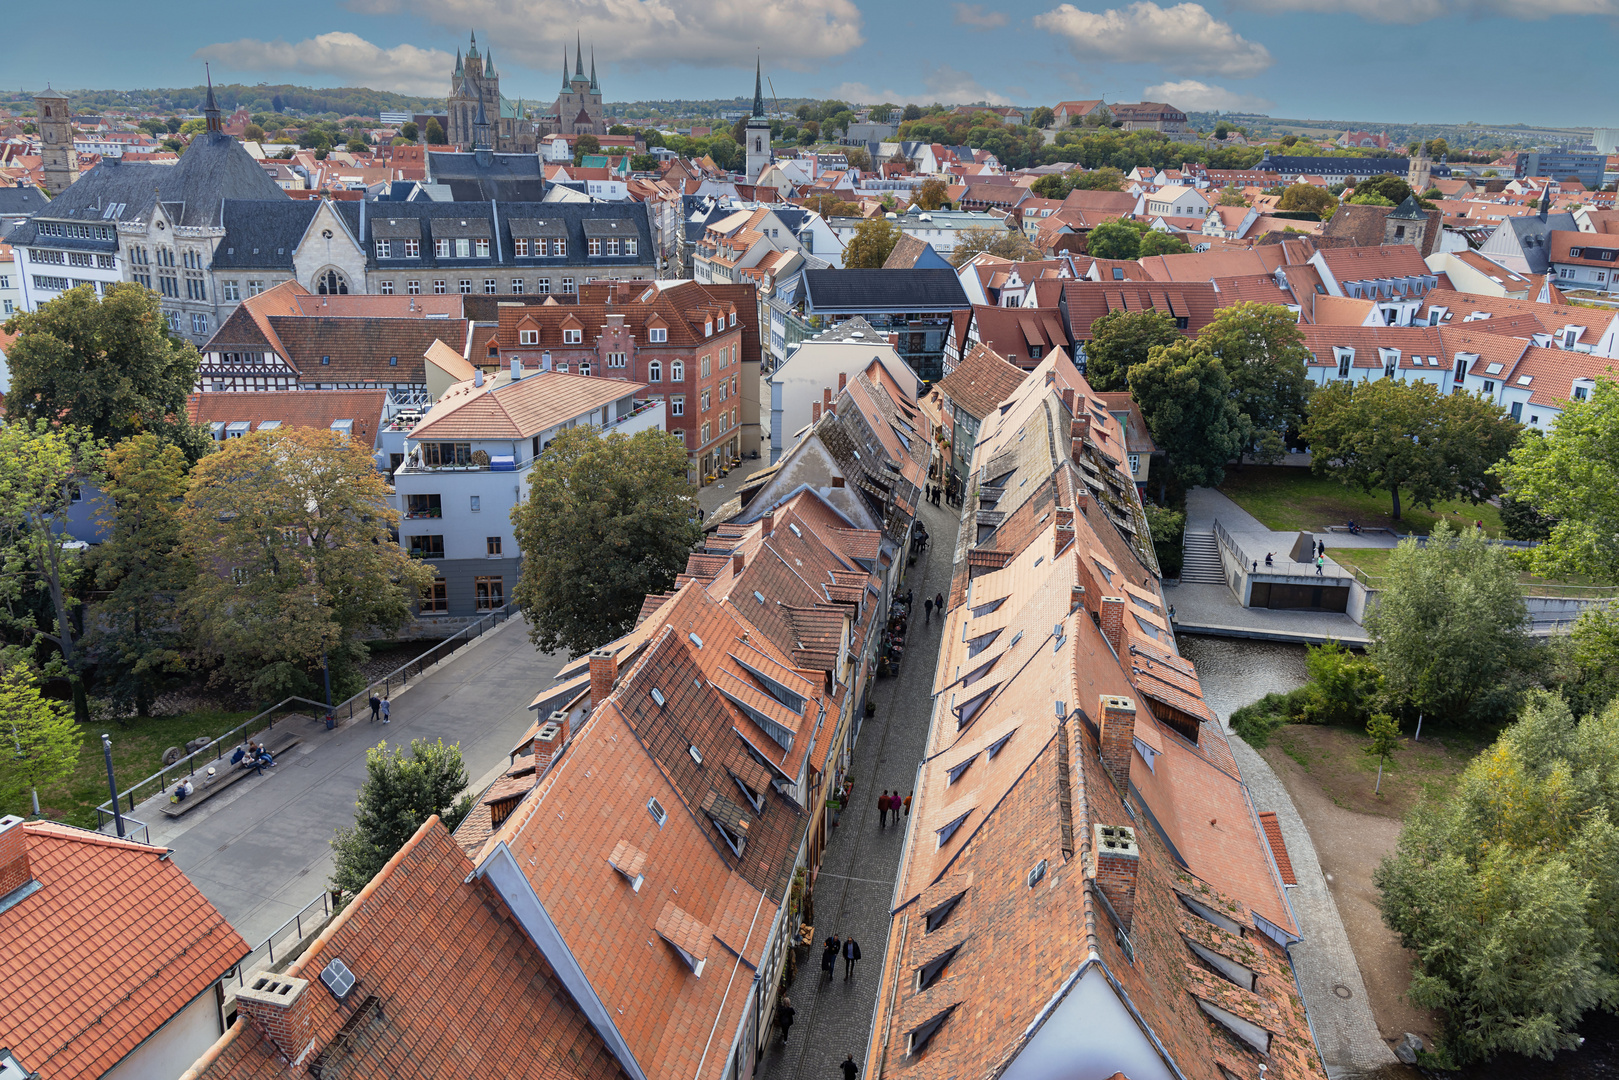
<box><xmin>1092</xmin><ymin>824</ymin><xmax>1140</xmax><ymax>931</ymax></box>
<box><xmin>235</xmin><ymin>975</ymin><xmax>320</xmax><ymax>1064</ymax></box>
<box><xmin>588</xmin><ymin>649</ymin><xmax>618</xmax><ymax>708</ymax></box>
<box><xmin>534</xmin><ymin>710</ymin><xmax>571</xmax><ymax>775</ymax></box>
<box><xmin>812</xmin><ymin>402</ymin><xmax>822</xmax><ymax>423</ymax></box>
<box><xmin>1098</xmin><ymin>596</ymin><xmax>1126</xmax><ymax>655</ymax></box>
<box><xmin>761</xmin><ymin>513</ymin><xmax>774</xmax><ymax>538</ymax></box>
<box><xmin>838</xmin><ymin>371</ymin><xmax>847</xmax><ymax>392</ymax></box>
<box><xmin>1061</xmin><ymin>386</ymin><xmax>1076</xmax><ymax>412</ymax></box>
<box><xmin>1098</xmin><ymin>694</ymin><xmax>1137</xmax><ymax>789</ymax></box>
<box><xmin>732</xmin><ymin>550</ymin><xmax>746</xmax><ymax>575</ymax></box>
<box><xmin>823</xmin><ymin>387</ymin><xmax>833</xmax><ymax>409</ymax></box>
<box><xmin>0</xmin><ymin>815</ymin><xmax>31</xmax><ymax>898</ymax></box>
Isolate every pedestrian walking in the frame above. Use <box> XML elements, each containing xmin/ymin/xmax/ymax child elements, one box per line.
<box><xmin>843</xmin><ymin>937</ymin><xmax>861</xmax><ymax>980</ymax></box>
<box><xmin>934</xmin><ymin>592</ymin><xmax>944</xmax><ymax>615</ymax></box>
<box><xmin>878</xmin><ymin>791</ymin><xmax>890</xmax><ymax>827</ymax></box>
<box><xmin>924</xmin><ymin>596</ymin><xmax>934</xmax><ymax>624</ymax></box>
<box><xmin>368</xmin><ymin>693</ymin><xmax>381</xmax><ymax>722</ymax></box>
<box><xmin>1314</xmin><ymin>555</ymin><xmax>1324</xmax><ymax>577</ymax></box>
<box><xmin>380</xmin><ymin>696</ymin><xmax>391</xmax><ymax>723</ymax></box>
<box><xmin>903</xmin><ymin>791</ymin><xmax>912</xmax><ymax>817</ymax></box>
<box><xmin>841</xmin><ymin>1054</ymin><xmax>860</xmax><ymax>1080</ymax></box>
<box><xmin>822</xmin><ymin>936</ymin><xmax>841</xmax><ymax>981</ymax></box>
<box><xmin>777</xmin><ymin>997</ymin><xmax>795</xmax><ymax>1044</ymax></box>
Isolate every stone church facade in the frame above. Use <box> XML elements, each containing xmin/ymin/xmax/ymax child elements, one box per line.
<box><xmin>446</xmin><ymin>32</ymin><xmax>537</xmax><ymax>153</ymax></box>
<box><xmin>546</xmin><ymin>39</ymin><xmax>608</xmax><ymax>136</ymax></box>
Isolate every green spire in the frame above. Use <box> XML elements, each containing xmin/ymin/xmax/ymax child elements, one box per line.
<box><xmin>467</xmin><ymin>29</ymin><xmax>479</xmax><ymax>60</ymax></box>
<box><xmin>590</xmin><ymin>46</ymin><xmax>598</xmax><ymax>92</ymax></box>
<box><xmin>575</xmin><ymin>33</ymin><xmax>584</xmax><ymax>77</ymax></box>
<box><xmin>485</xmin><ymin>48</ymin><xmax>495</xmax><ymax>76</ymax></box>
<box><xmin>752</xmin><ymin>56</ymin><xmax>764</xmax><ymax>118</ymax></box>
<box><xmin>562</xmin><ymin>47</ymin><xmax>571</xmax><ymax>90</ymax></box>
<box><xmin>454</xmin><ymin>47</ymin><xmax>462</xmax><ymax>76</ymax></box>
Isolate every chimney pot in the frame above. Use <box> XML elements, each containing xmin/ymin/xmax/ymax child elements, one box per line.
<box><xmin>534</xmin><ymin>710</ymin><xmax>571</xmax><ymax>776</ymax></box>
<box><xmin>812</xmin><ymin>402</ymin><xmax>822</xmax><ymax>423</ymax></box>
<box><xmin>823</xmin><ymin>387</ymin><xmax>833</xmax><ymax>406</ymax></box>
<box><xmin>1098</xmin><ymin>694</ymin><xmax>1136</xmax><ymax>790</ymax></box>
<box><xmin>1091</xmin><ymin>823</ymin><xmax>1140</xmax><ymax>931</ymax></box>
<box><xmin>732</xmin><ymin>550</ymin><xmax>746</xmax><ymax>575</ymax></box>
<box><xmin>235</xmin><ymin>975</ymin><xmax>318</xmax><ymax>1063</ymax></box>
<box><xmin>761</xmin><ymin>513</ymin><xmax>774</xmax><ymax>538</ymax></box>
<box><xmin>0</xmin><ymin>815</ymin><xmax>31</xmax><ymax>898</ymax></box>
<box><xmin>838</xmin><ymin>371</ymin><xmax>847</xmax><ymax>391</ymax></box>
<box><xmin>588</xmin><ymin>650</ymin><xmax>618</xmax><ymax>709</ymax></box>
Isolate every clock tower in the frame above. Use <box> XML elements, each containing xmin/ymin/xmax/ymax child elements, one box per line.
<box><xmin>35</xmin><ymin>87</ymin><xmax>78</xmax><ymax>196</ymax></box>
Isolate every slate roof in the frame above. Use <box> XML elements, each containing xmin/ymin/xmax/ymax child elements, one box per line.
<box><xmin>183</xmin><ymin>819</ymin><xmax>628</xmax><ymax>1080</ymax></box>
<box><xmin>7</xmin><ymin>141</ymin><xmax>285</xmax><ymax>252</ymax></box>
<box><xmin>803</xmin><ymin>268</ymin><xmax>969</xmax><ymax>311</ymax></box>
<box><xmin>211</xmin><ymin>200</ymin><xmax>320</xmax><ymax>269</ymax></box>
<box><xmin>0</xmin><ymin>183</ymin><xmax>49</xmax><ymax>217</ymax></box>
<box><xmin>1496</xmin><ymin>210</ymin><xmax>1579</xmax><ymax>273</ymax></box>
<box><xmin>425</xmin><ymin>149</ymin><xmax>547</xmax><ymax>201</ymax></box>
<box><xmin>4</xmin><ymin>821</ymin><xmax>249</xmax><ymax>1080</ymax></box>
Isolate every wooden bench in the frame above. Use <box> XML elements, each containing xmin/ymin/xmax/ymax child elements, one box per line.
<box><xmin>160</xmin><ymin>732</ymin><xmax>303</xmax><ymax>818</ymax></box>
<box><xmin>1323</xmin><ymin>525</ymin><xmax>1396</xmax><ymax>536</ymax></box>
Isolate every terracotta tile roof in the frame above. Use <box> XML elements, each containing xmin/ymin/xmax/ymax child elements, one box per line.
<box><xmin>185</xmin><ymin>819</ymin><xmax>628</xmax><ymax>1080</ymax></box>
<box><xmin>1213</xmin><ymin>274</ymin><xmax>1296</xmax><ymax>307</ymax></box>
<box><xmin>1419</xmin><ymin>287</ymin><xmax>1614</xmax><ymax>336</ymax></box>
<box><xmin>965</xmin><ymin>305</ymin><xmax>1069</xmax><ymax>371</ymax></box>
<box><xmin>187</xmin><ymin>390</ymin><xmax>386</xmax><ymax>440</ymax></box>
<box><xmin>1137</xmin><ymin>246</ymin><xmax>1288</xmax><ymax>282</ymax></box>
<box><xmin>1512</xmin><ymin>344</ymin><xmax>1614</xmax><ymax>408</ymax></box>
<box><xmin>1316</xmin><ymin>243</ymin><xmax>1432</xmax><ymax>284</ymax></box>
<box><xmin>1548</xmin><ymin>229</ymin><xmax>1619</xmax><ymax>268</ymax></box>
<box><xmin>1257</xmin><ymin>811</ymin><xmax>1297</xmax><ymax>885</ymax></box>
<box><xmin>5</xmin><ymin>822</ymin><xmax>249</xmax><ymax>1080</ymax></box>
<box><xmin>1060</xmin><ymin>281</ymin><xmax>1218</xmax><ymax>341</ymax></box>
<box><xmin>410</xmin><ymin>369</ymin><xmax>647</xmax><ymax>440</ymax></box>
<box><xmin>937</xmin><ymin>343</ymin><xmax>1028</xmax><ymax>420</ymax></box>
<box><xmin>266</xmin><ymin>316</ymin><xmax>469</xmax><ymax>383</ymax></box>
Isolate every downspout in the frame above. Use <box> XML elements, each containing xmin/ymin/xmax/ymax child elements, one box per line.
<box><xmin>693</xmin><ymin>886</ymin><xmax>768</xmax><ymax>1080</ymax></box>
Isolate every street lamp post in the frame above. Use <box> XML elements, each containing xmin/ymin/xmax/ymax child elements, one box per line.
<box><xmin>101</xmin><ymin>733</ymin><xmax>125</xmax><ymax>839</ymax></box>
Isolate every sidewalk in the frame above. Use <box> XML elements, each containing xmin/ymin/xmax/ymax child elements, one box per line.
<box><xmin>760</xmin><ymin>496</ymin><xmax>959</xmax><ymax>1080</ymax></box>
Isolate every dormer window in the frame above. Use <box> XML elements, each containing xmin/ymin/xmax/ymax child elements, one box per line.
<box><xmin>935</xmin><ymin>810</ymin><xmax>971</xmax><ymax>849</ymax></box>
<box><xmin>649</xmin><ymin>326</ymin><xmax>668</xmax><ymax>343</ymax></box>
<box><xmin>916</xmin><ymin>943</ymin><xmax>963</xmax><ymax>992</ymax></box>
<box><xmin>946</xmin><ymin>753</ymin><xmax>979</xmax><ymax>785</ymax></box>
<box><xmin>563</xmin><ymin>329</ymin><xmax>582</xmax><ymax>344</ymax></box>
<box><xmin>907</xmin><ymin>1005</ymin><xmax>957</xmax><ymax>1056</ymax></box>
<box><xmin>924</xmin><ymin>890</ymin><xmax>966</xmax><ymax>933</ymax></box>
<box><xmin>519</xmin><ymin>329</ymin><xmax>538</xmax><ymax>345</ymax></box>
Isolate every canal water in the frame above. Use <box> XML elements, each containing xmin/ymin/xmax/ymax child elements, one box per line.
<box><xmin>1176</xmin><ymin>634</ymin><xmax>1309</xmax><ymax>723</ymax></box>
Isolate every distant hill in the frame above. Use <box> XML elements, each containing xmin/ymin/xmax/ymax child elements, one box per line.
<box><xmin>0</xmin><ymin>84</ymin><xmax>443</xmax><ymax>120</ymax></box>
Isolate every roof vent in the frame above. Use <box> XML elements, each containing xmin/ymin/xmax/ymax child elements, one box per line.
<box><xmin>651</xmin><ymin>688</ymin><xmax>667</xmax><ymax>707</ymax></box>
<box><xmin>689</xmin><ymin>632</ymin><xmax>704</xmax><ymax>648</ymax></box>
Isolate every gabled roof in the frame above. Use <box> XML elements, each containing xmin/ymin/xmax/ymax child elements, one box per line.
<box><xmin>5</xmin><ymin>822</ymin><xmax>249</xmax><ymax>1080</ymax></box>
<box><xmin>187</xmin><ymin>390</ymin><xmax>387</xmax><ymax>440</ymax></box>
<box><xmin>183</xmin><ymin>819</ymin><xmax>627</xmax><ymax>1080</ymax></box>
<box><xmin>267</xmin><ymin>316</ymin><xmax>468</xmax><ymax>383</ymax></box>
<box><xmin>804</xmin><ymin>269</ymin><xmax>969</xmax><ymax>312</ymax></box>
<box><xmin>411</xmin><ymin>369</ymin><xmax>646</xmax><ymax>440</ymax></box>
<box><xmin>1060</xmin><ymin>281</ymin><xmax>1218</xmax><ymax>340</ymax></box>
<box><xmin>937</xmin><ymin>343</ymin><xmax>1028</xmax><ymax>421</ymax></box>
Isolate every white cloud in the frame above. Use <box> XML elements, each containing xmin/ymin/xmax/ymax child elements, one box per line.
<box><xmin>1143</xmin><ymin>79</ymin><xmax>1273</xmax><ymax>112</ymax></box>
<box><xmin>1232</xmin><ymin>0</ymin><xmax>1614</xmax><ymax>21</ymax></box>
<box><xmin>344</xmin><ymin>0</ymin><xmax>864</xmax><ymax>71</ymax></box>
<box><xmin>921</xmin><ymin>65</ymin><xmax>1012</xmax><ymax>106</ymax></box>
<box><xmin>818</xmin><ymin>82</ymin><xmax>906</xmax><ymax>104</ymax></box>
<box><xmin>953</xmin><ymin>2</ymin><xmax>1010</xmax><ymax>27</ymax></box>
<box><xmin>1033</xmin><ymin>2</ymin><xmax>1272</xmax><ymax>77</ymax></box>
<box><xmin>196</xmin><ymin>33</ymin><xmax>451</xmax><ymax>96</ymax></box>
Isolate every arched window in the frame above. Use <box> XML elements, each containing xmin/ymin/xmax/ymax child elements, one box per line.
<box><xmin>671</xmin><ymin>360</ymin><xmax>685</xmax><ymax>382</ymax></box>
<box><xmin>648</xmin><ymin>360</ymin><xmax>662</xmax><ymax>382</ymax></box>
<box><xmin>317</xmin><ymin>270</ymin><xmax>349</xmax><ymax>295</ymax></box>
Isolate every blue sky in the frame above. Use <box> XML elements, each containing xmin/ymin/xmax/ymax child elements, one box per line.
<box><xmin>11</xmin><ymin>0</ymin><xmax>1619</xmax><ymax>126</ymax></box>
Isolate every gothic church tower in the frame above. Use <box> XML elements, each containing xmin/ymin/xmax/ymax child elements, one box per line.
<box><xmin>745</xmin><ymin>60</ymin><xmax>772</xmax><ymax>182</ymax></box>
<box><xmin>34</xmin><ymin>87</ymin><xmax>79</xmax><ymax>196</ymax></box>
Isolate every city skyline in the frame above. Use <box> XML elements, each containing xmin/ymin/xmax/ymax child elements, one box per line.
<box><xmin>6</xmin><ymin>0</ymin><xmax>1618</xmax><ymax>126</ymax></box>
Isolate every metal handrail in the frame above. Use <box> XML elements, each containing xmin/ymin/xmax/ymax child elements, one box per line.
<box><xmin>230</xmin><ymin>891</ymin><xmax>335</xmax><ymax>990</ymax></box>
<box><xmin>96</xmin><ymin>603</ymin><xmax>516</xmax><ymax>829</ymax></box>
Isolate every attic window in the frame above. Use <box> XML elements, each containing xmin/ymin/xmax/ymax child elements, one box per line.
<box><xmin>907</xmin><ymin>1005</ymin><xmax>957</xmax><ymax>1056</ymax></box>
<box><xmin>916</xmin><ymin>943</ymin><xmax>963</xmax><ymax>992</ymax></box>
<box><xmin>1187</xmin><ymin>939</ymin><xmax>1257</xmax><ymax>991</ymax></box>
<box><xmin>1517</xmin><ymin>375</ymin><xmax>1533</xmax><ymax>385</ymax></box>
<box><xmin>754</xmin><ymin>590</ymin><xmax>766</xmax><ymax>603</ymax></box>
<box><xmin>924</xmin><ymin>890</ymin><xmax>966</xmax><ymax>933</ymax></box>
<box><xmin>961</xmin><ymin>658</ymin><xmax>996</xmax><ymax>688</ymax></box>
<box><xmin>1196</xmin><ymin>999</ymin><xmax>1271</xmax><ymax>1056</ymax></box>
<box><xmin>965</xmin><ymin>629</ymin><xmax>1000</xmax><ymax>658</ymax></box>
<box><xmin>986</xmin><ymin>730</ymin><xmax>1015</xmax><ymax>759</ymax></box>
<box><xmin>1092</xmin><ymin>559</ymin><xmax>1114</xmax><ymax>584</ymax></box>
<box><xmin>954</xmin><ymin>685</ymin><xmax>997</xmax><ymax>730</ymax></box>
<box><xmin>946</xmin><ymin>753</ymin><xmax>979</xmax><ymax>785</ymax></box>
<box><xmin>689</xmin><ymin>632</ymin><xmax>704</xmax><ymax>648</ymax></box>
<box><xmin>322</xmin><ymin>355</ymin><xmax>331</xmax><ymax>365</ymax></box>
<box><xmin>1485</xmin><ymin>362</ymin><xmax>1504</xmax><ymax>375</ymax></box>
<box><xmin>1008</xmin><ymin>630</ymin><xmax>1023</xmax><ymax>648</ymax></box>
<box><xmin>1181</xmin><ymin>894</ymin><xmax>1243</xmax><ymax>936</ymax></box>
<box><xmin>647</xmin><ymin>797</ymin><xmax>667</xmax><ymax>827</ymax></box>
<box><xmin>969</xmin><ymin>597</ymin><xmax>1006</xmax><ymax>618</ymax></box>
<box><xmin>688</xmin><ymin>744</ymin><xmax>703</xmax><ymax>765</ymax></box>
<box><xmin>788</xmin><ymin>523</ymin><xmax>803</xmax><ymax>537</ymax></box>
<box><xmin>936</xmin><ymin>810</ymin><xmax>971</xmax><ymax>849</ymax></box>
<box><xmin>734</xmin><ymin>774</ymin><xmax>765</xmax><ymax>812</ymax></box>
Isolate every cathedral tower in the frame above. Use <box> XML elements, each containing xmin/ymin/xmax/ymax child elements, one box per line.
<box><xmin>745</xmin><ymin>59</ymin><xmax>772</xmax><ymax>182</ymax></box>
<box><xmin>34</xmin><ymin>86</ymin><xmax>78</xmax><ymax>196</ymax></box>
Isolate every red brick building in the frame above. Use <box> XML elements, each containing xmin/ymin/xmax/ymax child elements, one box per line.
<box><xmin>489</xmin><ymin>281</ymin><xmax>748</xmax><ymax>480</ymax></box>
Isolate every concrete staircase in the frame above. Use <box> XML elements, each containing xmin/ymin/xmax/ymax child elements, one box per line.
<box><xmin>1180</xmin><ymin>532</ymin><xmax>1226</xmax><ymax>585</ymax></box>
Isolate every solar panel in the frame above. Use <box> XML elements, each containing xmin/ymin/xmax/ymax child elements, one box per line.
<box><xmin>320</xmin><ymin>958</ymin><xmax>356</xmax><ymax>1001</ymax></box>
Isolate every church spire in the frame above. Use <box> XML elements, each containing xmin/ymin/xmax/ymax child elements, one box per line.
<box><xmin>473</xmin><ymin>90</ymin><xmax>490</xmax><ymax>150</ymax></box>
<box><xmin>467</xmin><ymin>29</ymin><xmax>479</xmax><ymax>59</ymax></box>
<box><xmin>576</xmin><ymin>33</ymin><xmax>585</xmax><ymax>77</ymax></box>
<box><xmin>562</xmin><ymin>47</ymin><xmax>571</xmax><ymax>90</ymax></box>
<box><xmin>590</xmin><ymin>46</ymin><xmax>598</xmax><ymax>91</ymax></box>
<box><xmin>204</xmin><ymin>63</ymin><xmax>222</xmax><ymax>134</ymax></box>
<box><xmin>485</xmin><ymin>48</ymin><xmax>495</xmax><ymax>76</ymax></box>
<box><xmin>455</xmin><ymin>47</ymin><xmax>463</xmax><ymax>77</ymax></box>
<box><xmin>752</xmin><ymin>56</ymin><xmax>764</xmax><ymax>118</ymax></box>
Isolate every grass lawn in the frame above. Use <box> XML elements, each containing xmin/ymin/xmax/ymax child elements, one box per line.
<box><xmin>1328</xmin><ymin>545</ymin><xmax>1615</xmax><ymax>597</ymax></box>
<box><xmin>1261</xmin><ymin>719</ymin><xmax>1496</xmax><ymax>819</ymax></box>
<box><xmin>1219</xmin><ymin>466</ymin><xmax>1503</xmax><ymax>537</ymax></box>
<box><xmin>4</xmin><ymin>708</ymin><xmax>253</xmax><ymax>830</ymax></box>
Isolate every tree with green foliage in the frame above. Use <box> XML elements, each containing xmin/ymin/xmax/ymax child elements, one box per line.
<box><xmin>948</xmin><ymin>226</ymin><xmax>1041</xmax><ymax>267</ymax></box>
<box><xmin>1349</xmin><ymin>192</ymin><xmax>1396</xmax><ymax>207</ymax></box>
<box><xmin>1375</xmin><ymin>692</ymin><xmax>1619</xmax><ymax>1064</ymax></box>
<box><xmin>845</xmin><ymin>146</ymin><xmax>871</xmax><ymax>170</ymax></box>
<box><xmin>346</xmin><ymin>137</ymin><xmax>367</xmax><ymax>154</ymax></box>
<box><xmin>1084</xmin><ymin>219</ymin><xmax>1148</xmax><ymax>260</ymax></box>
<box><xmin>1197</xmin><ymin>302</ymin><xmax>1312</xmax><ymax>463</ymax></box>
<box><xmin>1128</xmin><ymin>341</ymin><xmax>1246</xmax><ymax>487</ymax></box>
<box><xmin>1349</xmin><ymin>173</ymin><xmax>1414</xmax><ymax>205</ymax></box>
<box><xmin>86</xmin><ymin>434</ymin><xmax>195</xmax><ymax>716</ymax></box>
<box><xmin>631</xmin><ymin>153</ymin><xmax>658</xmax><ymax>172</ymax></box>
<box><xmin>1365</xmin><ymin>712</ymin><xmax>1400</xmax><ymax>794</ymax></box>
<box><xmin>511</xmin><ymin>427</ymin><xmax>699</xmax><ymax>657</ymax></box>
<box><xmin>1278</xmin><ymin>183</ymin><xmax>1338</xmax><ymax>217</ymax></box>
<box><xmin>1138</xmin><ymin>231</ymin><xmax>1193</xmax><ymax>257</ymax></box>
<box><xmin>1142</xmin><ymin>503</ymin><xmax>1184</xmax><ymax>577</ymax></box>
<box><xmin>1070</xmin><ymin>166</ymin><xmax>1125</xmax><ymax>191</ymax></box>
<box><xmin>1031</xmin><ymin>171</ymin><xmax>1075</xmax><ymax>199</ymax></box>
<box><xmin>424</xmin><ymin>118</ymin><xmax>446</xmax><ymax>145</ymax></box>
<box><xmin>868</xmin><ymin>104</ymin><xmax>894</xmax><ymax>123</ymax></box>
<box><xmin>399</xmin><ymin>121</ymin><xmax>418</xmax><ymax>141</ymax></box>
<box><xmin>902</xmin><ymin>104</ymin><xmax>922</xmax><ymax>122</ymax></box>
<box><xmin>0</xmin><ymin>421</ymin><xmax>103</xmax><ymax>722</ymax></box>
<box><xmin>179</xmin><ymin>427</ymin><xmax>431</xmax><ymax>702</ymax></box>
<box><xmin>1029</xmin><ymin>106</ymin><xmax>1055</xmax><ymax>130</ymax></box>
<box><xmin>1085</xmin><ymin>309</ymin><xmax>1182</xmax><ymax>392</ymax></box>
<box><xmin>608</xmin><ymin>123</ymin><xmax>631</xmax><ymax>136</ymax></box>
<box><xmin>1303</xmin><ymin>378</ymin><xmax>1519</xmax><ymax>521</ymax></box>
<box><xmin>1367</xmin><ymin>523</ymin><xmax>1529</xmax><ymax>723</ymax></box>
<box><xmin>1554</xmin><ymin>608</ymin><xmax>1619</xmax><ymax>720</ymax></box>
<box><xmin>802</xmin><ymin>193</ymin><xmax>861</xmax><ymax>219</ymax></box>
<box><xmin>330</xmin><ymin>738</ymin><xmax>474</xmax><ymax>895</ymax></box>
<box><xmin>243</xmin><ymin>123</ymin><xmax>264</xmax><ymax>142</ymax></box>
<box><xmin>844</xmin><ymin>218</ymin><xmax>902</xmax><ymax>269</ymax></box>
<box><xmin>1493</xmin><ymin>379</ymin><xmax>1619</xmax><ymax>582</ymax></box>
<box><xmin>0</xmin><ymin>666</ymin><xmax>80</xmax><ymax>817</ymax></box>
<box><xmin>1216</xmin><ymin>185</ymin><xmax>1248</xmax><ymax>206</ymax></box>
<box><xmin>914</xmin><ymin>178</ymin><xmax>950</xmax><ymax>210</ymax></box>
<box><xmin>1297</xmin><ymin>640</ymin><xmax>1382</xmax><ymax>726</ymax></box>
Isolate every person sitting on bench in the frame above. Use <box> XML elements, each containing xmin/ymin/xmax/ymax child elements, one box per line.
<box><xmin>251</xmin><ymin>741</ymin><xmax>278</xmax><ymax>768</ymax></box>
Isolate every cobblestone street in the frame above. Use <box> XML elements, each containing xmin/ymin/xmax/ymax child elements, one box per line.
<box><xmin>761</xmin><ymin>493</ymin><xmax>958</xmax><ymax>1080</ymax></box>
